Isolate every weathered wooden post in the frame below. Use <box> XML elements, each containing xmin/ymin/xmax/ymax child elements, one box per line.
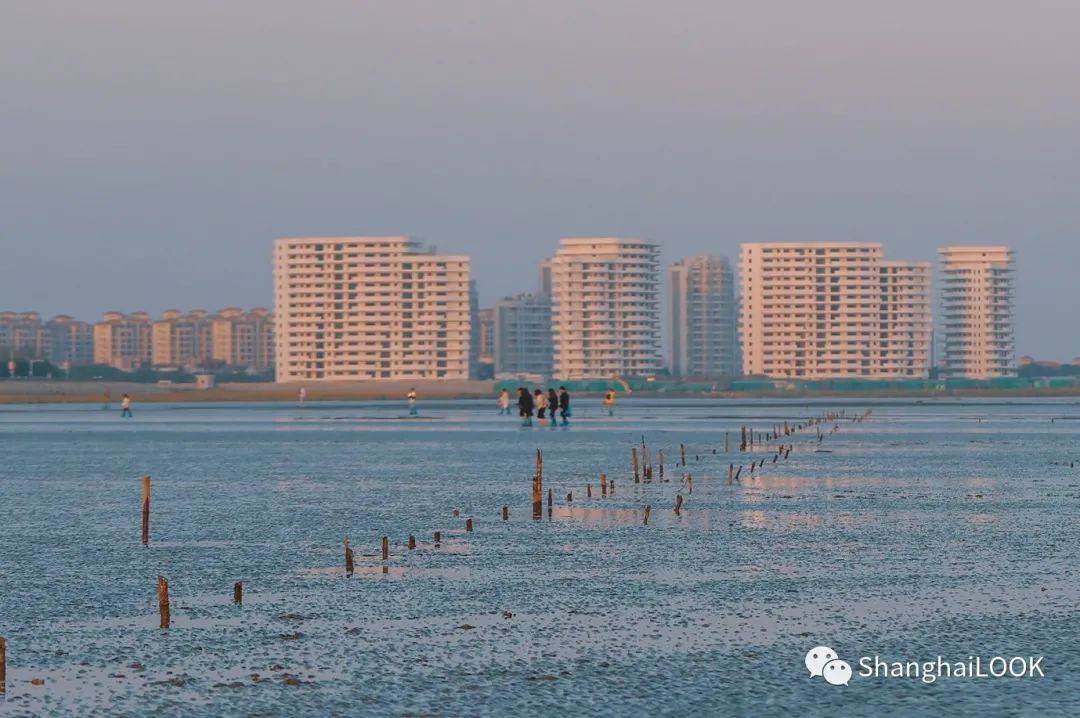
<box><xmin>658</xmin><ymin>449</ymin><xmax>665</xmax><ymax>482</ymax></box>
<box><xmin>532</xmin><ymin>448</ymin><xmax>543</xmax><ymax>519</ymax></box>
<box><xmin>141</xmin><ymin>475</ymin><xmax>151</xmax><ymax>546</ymax></box>
<box><xmin>674</xmin><ymin>494</ymin><xmax>683</xmax><ymax>515</ymax></box>
<box><xmin>740</xmin><ymin>426</ymin><xmax>747</xmax><ymax>451</ymax></box>
<box><xmin>600</xmin><ymin>473</ymin><xmax>608</xmax><ymax>496</ymax></box>
<box><xmin>632</xmin><ymin>447</ymin><xmax>640</xmax><ymax>483</ymax></box>
<box><xmin>502</xmin><ymin>505</ymin><xmax>509</xmax><ymax>521</ymax></box>
<box><xmin>434</xmin><ymin>531</ymin><xmax>441</xmax><ymax>546</ymax></box>
<box><xmin>0</xmin><ymin>636</ymin><xmax>6</xmax><ymax>694</ymax></box>
<box><xmin>344</xmin><ymin>537</ymin><xmax>354</xmax><ymax>576</ymax></box>
<box><xmin>381</xmin><ymin>536</ymin><xmax>389</xmax><ymax>561</ymax></box>
<box><xmin>465</xmin><ymin>518</ymin><xmax>473</xmax><ymax>532</ymax></box>
<box><xmin>688</xmin><ymin>475</ymin><xmax>693</xmax><ymax>494</ymax></box>
<box><xmin>547</xmin><ymin>488</ymin><xmax>553</xmax><ymax>516</ymax></box>
<box><xmin>233</xmin><ymin>581</ymin><xmax>243</xmax><ymax>606</ymax></box>
<box><xmin>643</xmin><ymin>505</ymin><xmax>651</xmax><ymax>526</ymax></box>
<box><xmin>680</xmin><ymin>443</ymin><xmax>687</xmax><ymax>466</ymax></box>
<box><xmin>734</xmin><ymin>466</ymin><xmax>742</xmax><ymax>482</ymax></box>
<box><xmin>725</xmin><ymin>433</ymin><xmax>730</xmax><ymax>452</ymax></box>
<box><xmin>587</xmin><ymin>484</ymin><xmax>592</xmax><ymax>498</ymax></box>
<box><xmin>157</xmin><ymin>576</ymin><xmax>170</xmax><ymax>629</ymax></box>
<box><xmin>408</xmin><ymin>534</ymin><xmax>417</xmax><ymax>550</ymax></box>
<box><xmin>566</xmin><ymin>491</ymin><xmax>573</xmax><ymax>502</ymax></box>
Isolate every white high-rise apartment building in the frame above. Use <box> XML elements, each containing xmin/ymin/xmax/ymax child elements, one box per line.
<box><xmin>739</xmin><ymin>242</ymin><xmax>930</xmax><ymax>379</ymax></box>
<box><xmin>273</xmin><ymin>237</ymin><xmax>471</xmax><ymax>382</ymax></box>
<box><xmin>669</xmin><ymin>256</ymin><xmax>737</xmax><ymax>377</ymax></box>
<box><xmin>938</xmin><ymin>246</ymin><xmax>1015</xmax><ymax>378</ymax></box>
<box><xmin>549</xmin><ymin>238</ymin><xmax>661</xmax><ymax>379</ymax></box>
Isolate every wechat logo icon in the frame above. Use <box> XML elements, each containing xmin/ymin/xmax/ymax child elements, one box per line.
<box><xmin>805</xmin><ymin>645</ymin><xmax>852</xmax><ymax>686</ymax></box>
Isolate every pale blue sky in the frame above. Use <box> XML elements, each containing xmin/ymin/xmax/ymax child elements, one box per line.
<box><xmin>2</xmin><ymin>1</ymin><xmax>1079</xmax><ymax>357</ymax></box>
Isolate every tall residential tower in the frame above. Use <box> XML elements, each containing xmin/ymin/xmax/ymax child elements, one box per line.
<box><xmin>938</xmin><ymin>246</ymin><xmax>1015</xmax><ymax>378</ymax></box>
<box><xmin>549</xmin><ymin>238</ymin><xmax>661</xmax><ymax>379</ymax></box>
<box><xmin>273</xmin><ymin>237</ymin><xmax>471</xmax><ymax>381</ymax></box>
<box><xmin>669</xmin><ymin>256</ymin><xmax>737</xmax><ymax>377</ymax></box>
<box><xmin>739</xmin><ymin>242</ymin><xmax>930</xmax><ymax>379</ymax></box>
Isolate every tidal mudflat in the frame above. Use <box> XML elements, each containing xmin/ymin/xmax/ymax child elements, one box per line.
<box><xmin>0</xmin><ymin>398</ymin><xmax>1077</xmax><ymax>716</ymax></box>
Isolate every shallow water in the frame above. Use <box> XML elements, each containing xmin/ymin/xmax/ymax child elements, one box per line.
<box><xmin>0</xmin><ymin>397</ymin><xmax>1077</xmax><ymax>716</ymax></box>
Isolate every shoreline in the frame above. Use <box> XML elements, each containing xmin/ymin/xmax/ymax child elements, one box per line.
<box><xmin>1</xmin><ymin>379</ymin><xmax>1078</xmax><ymax>404</ymax></box>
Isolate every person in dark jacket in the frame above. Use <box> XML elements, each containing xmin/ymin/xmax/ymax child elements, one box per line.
<box><xmin>518</xmin><ymin>387</ymin><xmax>534</xmax><ymax>426</ymax></box>
<box><xmin>547</xmin><ymin>388</ymin><xmax>559</xmax><ymax>428</ymax></box>
<box><xmin>558</xmin><ymin>386</ymin><xmax>571</xmax><ymax>425</ymax></box>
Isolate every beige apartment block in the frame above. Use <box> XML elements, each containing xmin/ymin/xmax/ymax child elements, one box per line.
<box><xmin>93</xmin><ymin>311</ymin><xmax>152</xmax><ymax>370</ymax></box>
<box><xmin>938</xmin><ymin>246</ymin><xmax>1015</xmax><ymax>378</ymax></box>
<box><xmin>549</xmin><ymin>238</ymin><xmax>662</xmax><ymax>379</ymax></box>
<box><xmin>151</xmin><ymin>309</ymin><xmax>214</xmax><ymax>369</ymax></box>
<box><xmin>669</xmin><ymin>256</ymin><xmax>737</xmax><ymax>378</ymax></box>
<box><xmin>739</xmin><ymin>242</ymin><xmax>930</xmax><ymax>379</ymax></box>
<box><xmin>273</xmin><ymin>236</ymin><xmax>471</xmax><ymax>381</ymax></box>
<box><xmin>212</xmin><ymin>308</ymin><xmax>274</xmax><ymax>370</ymax></box>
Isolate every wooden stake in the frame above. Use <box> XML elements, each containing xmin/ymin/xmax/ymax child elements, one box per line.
<box><xmin>680</xmin><ymin>442</ymin><xmax>686</xmax><ymax>466</ymax></box>
<box><xmin>532</xmin><ymin>448</ymin><xmax>543</xmax><ymax>518</ymax></box>
<box><xmin>674</xmin><ymin>494</ymin><xmax>683</xmax><ymax>515</ymax></box>
<box><xmin>658</xmin><ymin>449</ymin><xmax>665</xmax><ymax>481</ymax></box>
<box><xmin>381</xmin><ymin>536</ymin><xmax>389</xmax><ymax>561</ymax></box>
<box><xmin>740</xmin><ymin>426</ymin><xmax>747</xmax><ymax>451</ymax></box>
<box><xmin>465</xmin><ymin>518</ymin><xmax>473</xmax><ymax>532</ymax></box>
<box><xmin>610</xmin><ymin>480</ymin><xmax>615</xmax><ymax>494</ymax></box>
<box><xmin>408</xmin><ymin>534</ymin><xmax>416</xmax><ymax>550</ymax></box>
<box><xmin>157</xmin><ymin>575</ymin><xmax>170</xmax><ymax>629</ymax></box>
<box><xmin>725</xmin><ymin>432</ymin><xmax>730</xmax><ymax>452</ymax></box>
<box><xmin>600</xmin><ymin>473</ymin><xmax>607</xmax><ymax>496</ymax></box>
<box><xmin>632</xmin><ymin>447</ymin><xmax>640</xmax><ymax>483</ymax></box>
<box><xmin>344</xmin><ymin>537</ymin><xmax>354</xmax><ymax>576</ymax></box>
<box><xmin>566</xmin><ymin>491</ymin><xmax>573</xmax><ymax>502</ymax></box>
<box><xmin>587</xmin><ymin>484</ymin><xmax>592</xmax><ymax>498</ymax></box>
<box><xmin>502</xmin><ymin>505</ymin><xmax>509</xmax><ymax>521</ymax></box>
<box><xmin>0</xmin><ymin>636</ymin><xmax>6</xmax><ymax>695</ymax></box>
<box><xmin>141</xmin><ymin>475</ymin><xmax>150</xmax><ymax>546</ymax></box>
<box><xmin>434</xmin><ymin>531</ymin><xmax>441</xmax><ymax>546</ymax></box>
<box><xmin>688</xmin><ymin>475</ymin><xmax>693</xmax><ymax>494</ymax></box>
<box><xmin>233</xmin><ymin>581</ymin><xmax>242</xmax><ymax>606</ymax></box>
<box><xmin>643</xmin><ymin>505</ymin><xmax>651</xmax><ymax>526</ymax></box>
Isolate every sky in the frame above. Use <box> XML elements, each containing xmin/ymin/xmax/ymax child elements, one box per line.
<box><xmin>2</xmin><ymin>1</ymin><xmax>1079</xmax><ymax>358</ymax></box>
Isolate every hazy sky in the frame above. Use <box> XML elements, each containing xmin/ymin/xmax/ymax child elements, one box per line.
<box><xmin>3</xmin><ymin>1</ymin><xmax>1079</xmax><ymax>358</ymax></box>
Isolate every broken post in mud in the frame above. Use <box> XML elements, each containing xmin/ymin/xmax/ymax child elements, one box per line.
<box><xmin>547</xmin><ymin>488</ymin><xmax>553</xmax><ymax>517</ymax></box>
<box><xmin>688</xmin><ymin>475</ymin><xmax>693</xmax><ymax>494</ymax></box>
<box><xmin>0</xmin><ymin>636</ymin><xmax>6</xmax><ymax>694</ymax></box>
<box><xmin>643</xmin><ymin>505</ymin><xmax>651</xmax><ymax>526</ymax></box>
<box><xmin>532</xmin><ymin>448</ymin><xmax>544</xmax><ymax>519</ymax></box>
<box><xmin>465</xmin><ymin>518</ymin><xmax>473</xmax><ymax>532</ymax></box>
<box><xmin>587</xmin><ymin>484</ymin><xmax>592</xmax><ymax>498</ymax></box>
<box><xmin>632</xmin><ymin>447</ymin><xmax>640</xmax><ymax>483</ymax></box>
<box><xmin>674</xmin><ymin>494</ymin><xmax>683</xmax><ymax>516</ymax></box>
<box><xmin>344</xmin><ymin>537</ymin><xmax>354</xmax><ymax>576</ymax></box>
<box><xmin>382</xmin><ymin>536</ymin><xmax>390</xmax><ymax>561</ymax></box>
<box><xmin>680</xmin><ymin>442</ymin><xmax>687</xmax><ymax>466</ymax></box>
<box><xmin>157</xmin><ymin>576</ymin><xmax>170</xmax><ymax>629</ymax></box>
<box><xmin>600</xmin><ymin>473</ymin><xmax>608</xmax><ymax>496</ymax></box>
<box><xmin>610</xmin><ymin>480</ymin><xmax>615</xmax><ymax>494</ymax></box>
<box><xmin>141</xmin><ymin>475</ymin><xmax>150</xmax><ymax>546</ymax></box>
<box><xmin>725</xmin><ymin>433</ymin><xmax>730</xmax><ymax>453</ymax></box>
<box><xmin>502</xmin><ymin>505</ymin><xmax>509</xmax><ymax>521</ymax></box>
<box><xmin>740</xmin><ymin>426</ymin><xmax>747</xmax><ymax>451</ymax></box>
<box><xmin>566</xmin><ymin>491</ymin><xmax>573</xmax><ymax>502</ymax></box>
<box><xmin>434</xmin><ymin>531</ymin><xmax>441</xmax><ymax>546</ymax></box>
<box><xmin>233</xmin><ymin>581</ymin><xmax>242</xmax><ymax>606</ymax></box>
<box><xmin>658</xmin><ymin>449</ymin><xmax>665</xmax><ymax>481</ymax></box>
<box><xmin>408</xmin><ymin>535</ymin><xmax>417</xmax><ymax>550</ymax></box>
<box><xmin>729</xmin><ymin>463</ymin><xmax>734</xmax><ymax>481</ymax></box>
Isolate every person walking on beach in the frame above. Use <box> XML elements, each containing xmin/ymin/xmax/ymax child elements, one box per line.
<box><xmin>559</xmin><ymin>386</ymin><xmax>571</xmax><ymax>426</ymax></box>
<box><xmin>297</xmin><ymin>386</ymin><xmax>307</xmax><ymax>405</ymax></box>
<box><xmin>498</xmin><ymin>388</ymin><xmax>510</xmax><ymax>415</ymax></box>
<box><xmin>547</xmin><ymin>388</ymin><xmax>559</xmax><ymax>428</ymax></box>
<box><xmin>120</xmin><ymin>393</ymin><xmax>133</xmax><ymax>418</ymax></box>
<box><xmin>535</xmin><ymin>388</ymin><xmax>547</xmax><ymax>421</ymax></box>
<box><xmin>603</xmin><ymin>389</ymin><xmax>616</xmax><ymax>416</ymax></box>
<box><xmin>518</xmin><ymin>387</ymin><xmax>534</xmax><ymax>426</ymax></box>
<box><xmin>407</xmin><ymin>388</ymin><xmax>418</xmax><ymax>416</ymax></box>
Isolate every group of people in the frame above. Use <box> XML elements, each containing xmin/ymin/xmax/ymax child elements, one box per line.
<box><xmin>499</xmin><ymin>387</ymin><xmax>571</xmax><ymax>426</ymax></box>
